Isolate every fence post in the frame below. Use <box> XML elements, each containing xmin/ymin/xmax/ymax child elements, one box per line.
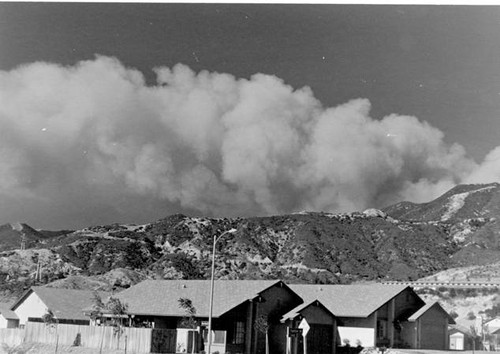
<box><xmin>55</xmin><ymin>332</ymin><xmax>59</xmax><ymax>354</ymax></box>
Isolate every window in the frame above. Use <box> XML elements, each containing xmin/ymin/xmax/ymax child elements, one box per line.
<box><xmin>377</xmin><ymin>320</ymin><xmax>387</xmax><ymax>339</ymax></box>
<box><xmin>232</xmin><ymin>321</ymin><xmax>245</xmax><ymax>344</ymax></box>
<box><xmin>213</xmin><ymin>330</ymin><xmax>226</xmax><ymax>344</ymax></box>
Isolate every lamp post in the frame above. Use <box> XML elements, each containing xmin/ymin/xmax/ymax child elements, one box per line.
<box><xmin>207</xmin><ymin>228</ymin><xmax>237</xmax><ymax>354</ymax></box>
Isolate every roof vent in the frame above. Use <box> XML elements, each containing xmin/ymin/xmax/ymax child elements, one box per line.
<box><xmin>182</xmin><ymin>284</ymin><xmax>187</xmax><ymax>288</ymax></box>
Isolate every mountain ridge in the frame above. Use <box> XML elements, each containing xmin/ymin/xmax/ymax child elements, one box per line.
<box><xmin>1</xmin><ymin>183</ymin><xmax>500</xmax><ymax>303</ymax></box>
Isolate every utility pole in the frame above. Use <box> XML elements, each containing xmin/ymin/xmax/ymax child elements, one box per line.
<box><xmin>207</xmin><ymin>228</ymin><xmax>236</xmax><ymax>354</ymax></box>
<box><xmin>20</xmin><ymin>233</ymin><xmax>26</xmax><ymax>250</ymax></box>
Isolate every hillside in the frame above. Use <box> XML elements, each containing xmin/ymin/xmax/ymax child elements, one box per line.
<box><xmin>1</xmin><ymin>183</ymin><xmax>500</xmax><ymax>305</ymax></box>
<box><xmin>0</xmin><ymin>211</ymin><xmax>456</xmax><ymax>302</ymax></box>
<box><xmin>383</xmin><ymin>182</ymin><xmax>500</xmax><ymax>222</ymax></box>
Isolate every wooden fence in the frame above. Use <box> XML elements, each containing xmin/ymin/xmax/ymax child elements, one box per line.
<box><xmin>0</xmin><ymin>328</ymin><xmax>25</xmax><ymax>347</ymax></box>
<box><xmin>24</xmin><ymin>322</ymin><xmax>154</xmax><ymax>353</ymax></box>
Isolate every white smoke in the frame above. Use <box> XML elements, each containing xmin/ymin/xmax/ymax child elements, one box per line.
<box><xmin>0</xmin><ymin>56</ymin><xmax>497</xmax><ymax>228</ymax></box>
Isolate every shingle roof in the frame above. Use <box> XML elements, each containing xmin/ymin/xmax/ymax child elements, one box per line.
<box><xmin>449</xmin><ymin>324</ymin><xmax>473</xmax><ymax>336</ymax></box>
<box><xmin>408</xmin><ymin>301</ymin><xmax>455</xmax><ymax>324</ymax></box>
<box><xmin>0</xmin><ymin>302</ymin><xmax>18</xmax><ymax>320</ymax></box>
<box><xmin>115</xmin><ymin>280</ymin><xmax>284</xmax><ymax>317</ymax></box>
<box><xmin>12</xmin><ymin>287</ymin><xmax>110</xmax><ymax>321</ymax></box>
<box><xmin>281</xmin><ymin>300</ymin><xmax>335</xmax><ymax>322</ymax></box>
<box><xmin>289</xmin><ymin>283</ymin><xmax>410</xmax><ymax>318</ymax></box>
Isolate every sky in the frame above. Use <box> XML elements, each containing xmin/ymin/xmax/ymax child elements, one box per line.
<box><xmin>1</xmin><ymin>2</ymin><xmax>500</xmax><ymax>229</ymax></box>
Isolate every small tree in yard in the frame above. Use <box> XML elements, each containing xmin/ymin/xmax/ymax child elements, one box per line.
<box><xmin>106</xmin><ymin>296</ymin><xmax>129</xmax><ymax>336</ymax></box>
<box><xmin>470</xmin><ymin>325</ymin><xmax>482</xmax><ymax>352</ymax></box>
<box><xmin>92</xmin><ymin>292</ymin><xmax>129</xmax><ymax>352</ymax></box>
<box><xmin>89</xmin><ymin>291</ymin><xmax>105</xmax><ymax>323</ymax></box>
<box><xmin>178</xmin><ymin>298</ymin><xmax>198</xmax><ymax>354</ymax></box>
<box><xmin>42</xmin><ymin>309</ymin><xmax>59</xmax><ymax>353</ymax></box>
<box><xmin>254</xmin><ymin>315</ymin><xmax>270</xmax><ymax>354</ymax></box>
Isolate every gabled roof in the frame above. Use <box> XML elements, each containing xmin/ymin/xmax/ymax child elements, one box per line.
<box><xmin>11</xmin><ymin>287</ymin><xmax>110</xmax><ymax>321</ymax></box>
<box><xmin>408</xmin><ymin>301</ymin><xmax>455</xmax><ymax>324</ymax></box>
<box><xmin>115</xmin><ymin>280</ymin><xmax>286</xmax><ymax>318</ymax></box>
<box><xmin>289</xmin><ymin>283</ymin><xmax>412</xmax><ymax>318</ymax></box>
<box><xmin>0</xmin><ymin>302</ymin><xmax>18</xmax><ymax>320</ymax></box>
<box><xmin>449</xmin><ymin>324</ymin><xmax>473</xmax><ymax>336</ymax></box>
<box><xmin>281</xmin><ymin>299</ymin><xmax>335</xmax><ymax>322</ymax></box>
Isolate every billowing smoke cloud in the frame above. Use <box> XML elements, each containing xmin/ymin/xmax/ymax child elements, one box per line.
<box><xmin>0</xmin><ymin>56</ymin><xmax>497</xmax><ymax>228</ymax></box>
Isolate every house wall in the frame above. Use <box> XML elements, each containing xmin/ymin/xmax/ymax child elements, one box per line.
<box><xmin>418</xmin><ymin>307</ymin><xmax>449</xmax><ymax>350</ymax></box>
<box><xmin>485</xmin><ymin>318</ymin><xmax>500</xmax><ymax>331</ymax></box>
<box><xmin>400</xmin><ymin>321</ymin><xmax>417</xmax><ymax>348</ymax></box>
<box><xmin>0</xmin><ymin>316</ymin><xmax>19</xmax><ymax>329</ymax></box>
<box><xmin>253</xmin><ymin>284</ymin><xmax>303</xmax><ymax>354</ymax></box>
<box><xmin>392</xmin><ymin>289</ymin><xmax>425</xmax><ymax>347</ymax></box>
<box><xmin>13</xmin><ymin>292</ymin><xmax>47</xmax><ymax>326</ymax></box>
<box><xmin>339</xmin><ymin>314</ymin><xmax>375</xmax><ymax>328</ymax></box>
<box><xmin>394</xmin><ymin>289</ymin><xmax>423</xmax><ymax>318</ymax></box>
<box><xmin>299</xmin><ymin>305</ymin><xmax>336</xmax><ymax>354</ymax></box>
<box><xmin>450</xmin><ymin>332</ymin><xmax>464</xmax><ymax>350</ymax></box>
<box><xmin>338</xmin><ymin>288</ymin><xmax>424</xmax><ymax>348</ymax></box>
<box><xmin>0</xmin><ymin>316</ymin><xmax>7</xmax><ymax>329</ymax></box>
<box><xmin>219</xmin><ymin>302</ymin><xmax>249</xmax><ymax>354</ymax></box>
<box><xmin>300</xmin><ymin>305</ymin><xmax>335</xmax><ymax>325</ymax></box>
<box><xmin>152</xmin><ymin>316</ymin><xmax>177</xmax><ymax>329</ymax></box>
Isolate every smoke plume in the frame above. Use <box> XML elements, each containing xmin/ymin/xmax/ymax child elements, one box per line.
<box><xmin>0</xmin><ymin>56</ymin><xmax>498</xmax><ymax>228</ymax></box>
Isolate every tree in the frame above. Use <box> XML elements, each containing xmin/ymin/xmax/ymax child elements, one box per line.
<box><xmin>178</xmin><ymin>298</ymin><xmax>197</xmax><ymax>354</ymax></box>
<box><xmin>106</xmin><ymin>297</ymin><xmax>128</xmax><ymax>329</ymax></box>
<box><xmin>470</xmin><ymin>325</ymin><xmax>482</xmax><ymax>352</ymax></box>
<box><xmin>254</xmin><ymin>315</ymin><xmax>270</xmax><ymax>354</ymax></box>
<box><xmin>90</xmin><ymin>293</ymin><xmax>129</xmax><ymax>351</ymax></box>
<box><xmin>105</xmin><ymin>296</ymin><xmax>129</xmax><ymax>351</ymax></box>
<box><xmin>89</xmin><ymin>291</ymin><xmax>105</xmax><ymax>323</ymax></box>
<box><xmin>42</xmin><ymin>309</ymin><xmax>59</xmax><ymax>353</ymax></box>
<box><xmin>178</xmin><ymin>297</ymin><xmax>197</xmax><ymax>328</ymax></box>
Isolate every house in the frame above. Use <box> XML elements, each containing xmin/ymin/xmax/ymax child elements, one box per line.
<box><xmin>281</xmin><ymin>299</ymin><xmax>337</xmax><ymax>354</ymax></box>
<box><xmin>103</xmin><ymin>280</ymin><xmax>454</xmax><ymax>354</ymax></box>
<box><xmin>0</xmin><ymin>302</ymin><xmax>19</xmax><ymax>328</ymax></box>
<box><xmin>288</xmin><ymin>283</ymin><xmax>426</xmax><ymax>349</ymax></box>
<box><xmin>10</xmin><ymin>286</ymin><xmax>110</xmax><ymax>327</ymax></box>
<box><xmin>484</xmin><ymin>317</ymin><xmax>500</xmax><ymax>350</ymax></box>
<box><xmin>111</xmin><ymin>279</ymin><xmax>304</xmax><ymax>354</ymax></box>
<box><xmin>449</xmin><ymin>324</ymin><xmax>475</xmax><ymax>351</ymax></box>
<box><xmin>401</xmin><ymin>301</ymin><xmax>455</xmax><ymax>350</ymax></box>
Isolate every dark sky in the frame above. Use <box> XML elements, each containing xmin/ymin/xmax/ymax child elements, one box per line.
<box><xmin>2</xmin><ymin>3</ymin><xmax>500</xmax><ymax>159</ymax></box>
<box><xmin>1</xmin><ymin>3</ymin><xmax>500</xmax><ymax>229</ymax></box>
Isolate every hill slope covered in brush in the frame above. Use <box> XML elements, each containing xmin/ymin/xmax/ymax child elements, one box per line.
<box><xmin>1</xmin><ymin>183</ymin><xmax>500</xmax><ymax>302</ymax></box>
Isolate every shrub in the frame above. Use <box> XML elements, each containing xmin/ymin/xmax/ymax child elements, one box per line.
<box><xmin>467</xmin><ymin>311</ymin><xmax>476</xmax><ymax>320</ymax></box>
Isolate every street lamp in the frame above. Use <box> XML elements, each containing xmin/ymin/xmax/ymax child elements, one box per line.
<box><xmin>207</xmin><ymin>228</ymin><xmax>237</xmax><ymax>354</ymax></box>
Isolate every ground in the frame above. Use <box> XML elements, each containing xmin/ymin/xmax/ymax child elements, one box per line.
<box><xmin>1</xmin><ymin>345</ymin><xmax>498</xmax><ymax>354</ymax></box>
<box><xmin>0</xmin><ymin>343</ymin><xmax>131</xmax><ymax>354</ymax></box>
<box><xmin>394</xmin><ymin>351</ymin><xmax>495</xmax><ymax>354</ymax></box>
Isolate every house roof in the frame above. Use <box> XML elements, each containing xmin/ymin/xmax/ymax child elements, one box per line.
<box><xmin>0</xmin><ymin>302</ymin><xmax>18</xmax><ymax>320</ymax></box>
<box><xmin>281</xmin><ymin>300</ymin><xmax>335</xmax><ymax>322</ymax></box>
<box><xmin>449</xmin><ymin>324</ymin><xmax>474</xmax><ymax>336</ymax></box>
<box><xmin>408</xmin><ymin>301</ymin><xmax>456</xmax><ymax>324</ymax></box>
<box><xmin>289</xmin><ymin>283</ymin><xmax>411</xmax><ymax>318</ymax></box>
<box><xmin>11</xmin><ymin>287</ymin><xmax>110</xmax><ymax>321</ymax></box>
<box><xmin>114</xmin><ymin>280</ymin><xmax>285</xmax><ymax>318</ymax></box>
